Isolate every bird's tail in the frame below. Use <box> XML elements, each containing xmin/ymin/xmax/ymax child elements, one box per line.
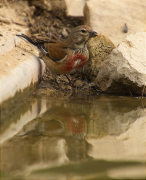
<box><xmin>16</xmin><ymin>34</ymin><xmax>38</xmax><ymax>50</ymax></box>
<box><xmin>16</xmin><ymin>34</ymin><xmax>51</xmax><ymax>57</ymax></box>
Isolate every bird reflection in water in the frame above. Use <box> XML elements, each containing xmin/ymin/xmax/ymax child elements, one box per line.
<box><xmin>17</xmin><ymin>105</ymin><xmax>92</xmax><ymax>162</ymax></box>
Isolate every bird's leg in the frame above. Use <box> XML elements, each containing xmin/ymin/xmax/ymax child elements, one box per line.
<box><xmin>54</xmin><ymin>78</ymin><xmax>64</xmax><ymax>91</ymax></box>
<box><xmin>51</xmin><ymin>72</ymin><xmax>64</xmax><ymax>91</ymax></box>
<box><xmin>65</xmin><ymin>74</ymin><xmax>76</xmax><ymax>90</ymax></box>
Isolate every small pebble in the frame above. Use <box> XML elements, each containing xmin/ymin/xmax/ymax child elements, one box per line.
<box><xmin>75</xmin><ymin>79</ymin><xmax>83</xmax><ymax>87</ymax></box>
<box><xmin>0</xmin><ymin>17</ymin><xmax>12</xmax><ymax>24</ymax></box>
<box><xmin>66</xmin><ymin>86</ymin><xmax>72</xmax><ymax>90</ymax></box>
<box><xmin>62</xmin><ymin>28</ymin><xmax>68</xmax><ymax>38</ymax></box>
<box><xmin>123</xmin><ymin>23</ymin><xmax>128</xmax><ymax>33</ymax></box>
<box><xmin>5</xmin><ymin>62</ymin><xmax>10</xmax><ymax>66</ymax></box>
<box><xmin>15</xmin><ymin>28</ymin><xmax>21</xmax><ymax>32</ymax></box>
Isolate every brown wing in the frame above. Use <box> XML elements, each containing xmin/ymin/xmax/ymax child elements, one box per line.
<box><xmin>44</xmin><ymin>41</ymin><xmax>67</xmax><ymax>62</ymax></box>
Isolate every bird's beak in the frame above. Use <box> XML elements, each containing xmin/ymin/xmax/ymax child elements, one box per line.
<box><xmin>90</xmin><ymin>30</ymin><xmax>98</xmax><ymax>37</ymax></box>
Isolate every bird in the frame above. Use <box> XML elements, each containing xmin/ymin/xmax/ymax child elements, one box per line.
<box><xmin>16</xmin><ymin>25</ymin><xmax>98</xmax><ymax>90</ymax></box>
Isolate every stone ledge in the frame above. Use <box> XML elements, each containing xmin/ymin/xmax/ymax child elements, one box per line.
<box><xmin>0</xmin><ymin>32</ymin><xmax>46</xmax><ymax>106</ymax></box>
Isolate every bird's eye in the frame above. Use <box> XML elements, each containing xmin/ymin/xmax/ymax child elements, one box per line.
<box><xmin>81</xmin><ymin>30</ymin><xmax>86</xmax><ymax>33</ymax></box>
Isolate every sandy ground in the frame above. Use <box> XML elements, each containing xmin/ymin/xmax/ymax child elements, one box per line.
<box><xmin>0</xmin><ymin>1</ymin><xmax>31</xmax><ymax>46</ymax></box>
<box><xmin>0</xmin><ymin>1</ymin><xmax>34</xmax><ymax>77</ymax></box>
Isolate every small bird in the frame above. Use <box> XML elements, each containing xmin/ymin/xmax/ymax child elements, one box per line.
<box><xmin>16</xmin><ymin>25</ymin><xmax>98</xmax><ymax>90</ymax></box>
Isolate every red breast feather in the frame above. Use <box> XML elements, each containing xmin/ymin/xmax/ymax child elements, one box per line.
<box><xmin>62</xmin><ymin>53</ymin><xmax>88</xmax><ymax>73</ymax></box>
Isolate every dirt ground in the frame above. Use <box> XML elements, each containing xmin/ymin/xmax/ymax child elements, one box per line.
<box><xmin>0</xmin><ymin>0</ymin><xmax>95</xmax><ymax>95</ymax></box>
<box><xmin>0</xmin><ymin>1</ymin><xmax>30</xmax><ymax>45</ymax></box>
<box><xmin>0</xmin><ymin>1</ymin><xmax>33</xmax><ymax>78</ymax></box>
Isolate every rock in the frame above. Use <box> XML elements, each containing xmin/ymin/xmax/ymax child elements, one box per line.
<box><xmin>62</xmin><ymin>28</ymin><xmax>68</xmax><ymax>38</ymax></box>
<box><xmin>123</xmin><ymin>23</ymin><xmax>128</xmax><ymax>33</ymax></box>
<box><xmin>74</xmin><ymin>79</ymin><xmax>83</xmax><ymax>87</ymax></box>
<box><xmin>65</xmin><ymin>0</ymin><xmax>85</xmax><ymax>17</ymax></box>
<box><xmin>29</xmin><ymin>0</ymin><xmax>66</xmax><ymax>12</ymax></box>
<box><xmin>77</xmin><ymin>34</ymin><xmax>115</xmax><ymax>81</ymax></box>
<box><xmin>95</xmin><ymin>32</ymin><xmax>146</xmax><ymax>96</ymax></box>
<box><xmin>84</xmin><ymin>0</ymin><xmax>146</xmax><ymax>46</ymax></box>
<box><xmin>0</xmin><ymin>17</ymin><xmax>12</xmax><ymax>24</ymax></box>
<box><xmin>30</xmin><ymin>0</ymin><xmax>85</xmax><ymax>17</ymax></box>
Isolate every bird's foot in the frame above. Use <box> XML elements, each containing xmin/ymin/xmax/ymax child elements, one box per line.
<box><xmin>65</xmin><ymin>74</ymin><xmax>76</xmax><ymax>90</ymax></box>
<box><xmin>54</xmin><ymin>79</ymin><xmax>64</xmax><ymax>92</ymax></box>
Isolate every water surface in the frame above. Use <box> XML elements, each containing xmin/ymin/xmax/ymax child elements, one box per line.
<box><xmin>1</xmin><ymin>95</ymin><xmax>146</xmax><ymax>179</ymax></box>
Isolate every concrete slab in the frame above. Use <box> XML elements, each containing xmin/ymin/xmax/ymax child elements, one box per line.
<box><xmin>0</xmin><ymin>32</ymin><xmax>46</xmax><ymax>105</ymax></box>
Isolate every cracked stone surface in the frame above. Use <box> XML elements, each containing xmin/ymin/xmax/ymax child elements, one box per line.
<box><xmin>95</xmin><ymin>32</ymin><xmax>146</xmax><ymax>95</ymax></box>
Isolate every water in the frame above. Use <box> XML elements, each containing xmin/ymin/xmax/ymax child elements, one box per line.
<box><xmin>0</xmin><ymin>95</ymin><xmax>146</xmax><ymax>179</ymax></box>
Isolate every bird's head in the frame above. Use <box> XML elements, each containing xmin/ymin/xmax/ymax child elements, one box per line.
<box><xmin>66</xmin><ymin>25</ymin><xmax>98</xmax><ymax>49</ymax></box>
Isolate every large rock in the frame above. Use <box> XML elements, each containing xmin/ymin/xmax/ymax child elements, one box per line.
<box><xmin>95</xmin><ymin>32</ymin><xmax>146</xmax><ymax>96</ymax></box>
<box><xmin>29</xmin><ymin>0</ymin><xmax>66</xmax><ymax>12</ymax></box>
<box><xmin>79</xmin><ymin>34</ymin><xmax>115</xmax><ymax>81</ymax></box>
<box><xmin>65</xmin><ymin>0</ymin><xmax>85</xmax><ymax>17</ymax></box>
<box><xmin>84</xmin><ymin>0</ymin><xmax>146</xmax><ymax>46</ymax></box>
